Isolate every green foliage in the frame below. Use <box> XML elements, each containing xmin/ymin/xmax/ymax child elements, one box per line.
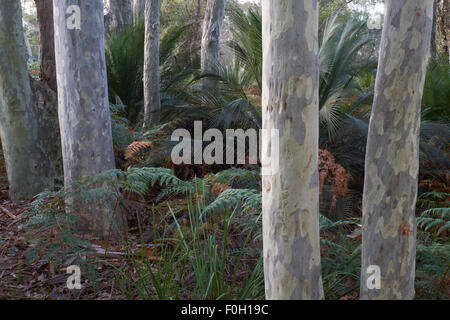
<box><xmin>112</xmin><ymin>209</ymin><xmax>189</xmax><ymax>300</ymax></box>
<box><xmin>414</xmin><ymin>191</ymin><xmax>449</xmax><ymax>299</ymax></box>
<box><xmin>106</xmin><ymin>20</ymin><xmax>145</xmax><ymax>123</ymax></box>
<box><xmin>203</xmin><ymin>188</ymin><xmax>261</xmax><ymax>216</ymax></box>
<box><xmin>319</xmin><ymin>15</ymin><xmax>377</xmax><ymax>137</ymax></box>
<box><xmin>105</xmin><ymin>19</ymin><xmax>194</xmax><ymax>125</ymax></box>
<box><xmin>323</xmin><ymin>114</ymin><xmax>450</xmax><ymax>186</ymax></box>
<box><xmin>22</xmin><ymin>187</ymin><xmax>103</xmax><ymax>291</ymax></box>
<box><xmin>112</xmin><ymin>183</ymin><xmax>264</xmax><ymax>300</ymax></box>
<box><xmin>21</xmin><ymin>165</ymin><xmax>450</xmax><ymax>299</ymax></box>
<box><xmin>321</xmin><ymin>237</ymin><xmax>361</xmax><ymax>300</ymax></box>
<box><xmin>417</xmin><ymin>192</ymin><xmax>450</xmax><ymax>237</ymax></box>
<box><xmin>162</xmin><ymin>64</ymin><xmax>262</xmax><ymax>131</ymax></box>
<box><xmin>110</xmin><ymin>102</ymin><xmax>134</xmax><ymax>152</ymax></box>
<box><xmin>169</xmin><ymin>204</ymin><xmax>264</xmax><ymax>300</ymax></box>
<box><xmin>210</xmin><ymin>167</ymin><xmax>261</xmax><ymax>190</ymax></box>
<box><xmin>229</xmin><ymin>4</ymin><xmax>262</xmax><ymax>90</ymax></box>
<box><xmin>422</xmin><ymin>54</ymin><xmax>450</xmax><ymax>122</ymax></box>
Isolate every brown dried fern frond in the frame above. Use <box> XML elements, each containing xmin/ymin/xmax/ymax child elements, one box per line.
<box><xmin>319</xmin><ymin>149</ymin><xmax>351</xmax><ymax>212</ymax></box>
<box><xmin>125</xmin><ymin>141</ymin><xmax>153</xmax><ymax>161</ymax></box>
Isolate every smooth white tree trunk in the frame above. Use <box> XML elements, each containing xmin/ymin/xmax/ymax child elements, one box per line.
<box><xmin>133</xmin><ymin>0</ymin><xmax>145</xmax><ymax>24</ymax></box>
<box><xmin>105</xmin><ymin>0</ymin><xmax>132</xmax><ymax>34</ymax></box>
<box><xmin>143</xmin><ymin>0</ymin><xmax>161</xmax><ymax>127</ymax></box>
<box><xmin>360</xmin><ymin>0</ymin><xmax>433</xmax><ymax>300</ymax></box>
<box><xmin>201</xmin><ymin>0</ymin><xmax>225</xmax><ymax>94</ymax></box>
<box><xmin>53</xmin><ymin>0</ymin><xmax>126</xmax><ymax>237</ymax></box>
<box><xmin>23</xmin><ymin>31</ymin><xmax>33</xmax><ymax>61</ymax></box>
<box><xmin>262</xmin><ymin>0</ymin><xmax>324</xmax><ymax>300</ymax></box>
<box><xmin>0</xmin><ymin>0</ymin><xmax>60</xmax><ymax>200</ymax></box>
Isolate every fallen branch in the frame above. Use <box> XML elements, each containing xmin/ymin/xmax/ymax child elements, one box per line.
<box><xmin>0</xmin><ymin>205</ymin><xmax>17</xmax><ymax>219</ymax></box>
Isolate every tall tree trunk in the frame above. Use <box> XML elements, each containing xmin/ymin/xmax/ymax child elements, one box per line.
<box><xmin>105</xmin><ymin>0</ymin><xmax>132</xmax><ymax>34</ymax></box>
<box><xmin>53</xmin><ymin>0</ymin><xmax>126</xmax><ymax>237</ymax></box>
<box><xmin>262</xmin><ymin>0</ymin><xmax>324</xmax><ymax>300</ymax></box>
<box><xmin>0</xmin><ymin>0</ymin><xmax>60</xmax><ymax>200</ymax></box>
<box><xmin>34</xmin><ymin>0</ymin><xmax>57</xmax><ymax>92</ymax></box>
<box><xmin>360</xmin><ymin>0</ymin><xmax>433</xmax><ymax>300</ymax></box>
<box><xmin>437</xmin><ymin>0</ymin><xmax>450</xmax><ymax>60</ymax></box>
<box><xmin>133</xmin><ymin>0</ymin><xmax>145</xmax><ymax>24</ymax></box>
<box><xmin>431</xmin><ymin>0</ymin><xmax>438</xmax><ymax>59</ymax></box>
<box><xmin>200</xmin><ymin>0</ymin><xmax>225</xmax><ymax>94</ymax></box>
<box><xmin>190</xmin><ymin>0</ymin><xmax>202</xmax><ymax>65</ymax></box>
<box><xmin>143</xmin><ymin>0</ymin><xmax>161</xmax><ymax>127</ymax></box>
<box><xmin>23</xmin><ymin>31</ymin><xmax>33</xmax><ymax>61</ymax></box>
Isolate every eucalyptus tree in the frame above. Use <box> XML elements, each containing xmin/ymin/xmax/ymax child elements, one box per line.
<box><xmin>105</xmin><ymin>0</ymin><xmax>132</xmax><ymax>34</ymax></box>
<box><xmin>261</xmin><ymin>0</ymin><xmax>324</xmax><ymax>299</ymax></box>
<box><xmin>133</xmin><ymin>0</ymin><xmax>145</xmax><ymax>23</ymax></box>
<box><xmin>34</xmin><ymin>0</ymin><xmax>56</xmax><ymax>92</ymax></box>
<box><xmin>431</xmin><ymin>0</ymin><xmax>438</xmax><ymax>59</ymax></box>
<box><xmin>0</xmin><ymin>0</ymin><xmax>60</xmax><ymax>200</ymax></box>
<box><xmin>190</xmin><ymin>0</ymin><xmax>202</xmax><ymax>64</ymax></box>
<box><xmin>361</xmin><ymin>0</ymin><xmax>433</xmax><ymax>300</ymax></box>
<box><xmin>53</xmin><ymin>0</ymin><xmax>126</xmax><ymax>237</ymax></box>
<box><xmin>437</xmin><ymin>0</ymin><xmax>449</xmax><ymax>61</ymax></box>
<box><xmin>143</xmin><ymin>0</ymin><xmax>161</xmax><ymax>127</ymax></box>
<box><xmin>201</xmin><ymin>0</ymin><xmax>226</xmax><ymax>93</ymax></box>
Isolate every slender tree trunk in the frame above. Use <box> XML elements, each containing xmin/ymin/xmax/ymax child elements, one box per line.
<box><xmin>105</xmin><ymin>0</ymin><xmax>132</xmax><ymax>34</ymax></box>
<box><xmin>431</xmin><ymin>0</ymin><xmax>438</xmax><ymax>59</ymax></box>
<box><xmin>143</xmin><ymin>0</ymin><xmax>161</xmax><ymax>127</ymax></box>
<box><xmin>437</xmin><ymin>0</ymin><xmax>450</xmax><ymax>60</ymax></box>
<box><xmin>133</xmin><ymin>0</ymin><xmax>145</xmax><ymax>24</ymax></box>
<box><xmin>53</xmin><ymin>0</ymin><xmax>126</xmax><ymax>237</ymax></box>
<box><xmin>34</xmin><ymin>0</ymin><xmax>57</xmax><ymax>92</ymax></box>
<box><xmin>262</xmin><ymin>0</ymin><xmax>323</xmax><ymax>300</ymax></box>
<box><xmin>201</xmin><ymin>0</ymin><xmax>226</xmax><ymax>93</ymax></box>
<box><xmin>0</xmin><ymin>0</ymin><xmax>60</xmax><ymax>200</ymax></box>
<box><xmin>360</xmin><ymin>0</ymin><xmax>433</xmax><ymax>300</ymax></box>
<box><xmin>23</xmin><ymin>31</ymin><xmax>33</xmax><ymax>61</ymax></box>
<box><xmin>190</xmin><ymin>0</ymin><xmax>202</xmax><ymax>64</ymax></box>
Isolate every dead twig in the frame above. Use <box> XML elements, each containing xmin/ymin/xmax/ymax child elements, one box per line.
<box><xmin>0</xmin><ymin>205</ymin><xmax>17</xmax><ymax>220</ymax></box>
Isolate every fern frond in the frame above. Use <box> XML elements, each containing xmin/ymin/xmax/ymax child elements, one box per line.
<box><xmin>203</xmin><ymin>188</ymin><xmax>261</xmax><ymax>216</ymax></box>
<box><xmin>125</xmin><ymin>141</ymin><xmax>153</xmax><ymax>160</ymax></box>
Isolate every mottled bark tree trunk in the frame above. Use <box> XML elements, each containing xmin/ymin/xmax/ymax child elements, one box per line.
<box><xmin>105</xmin><ymin>0</ymin><xmax>132</xmax><ymax>34</ymax></box>
<box><xmin>437</xmin><ymin>0</ymin><xmax>450</xmax><ymax>60</ymax></box>
<box><xmin>360</xmin><ymin>0</ymin><xmax>433</xmax><ymax>300</ymax></box>
<box><xmin>201</xmin><ymin>0</ymin><xmax>225</xmax><ymax>94</ymax></box>
<box><xmin>34</xmin><ymin>0</ymin><xmax>57</xmax><ymax>92</ymax></box>
<box><xmin>0</xmin><ymin>0</ymin><xmax>60</xmax><ymax>200</ymax></box>
<box><xmin>53</xmin><ymin>0</ymin><xmax>126</xmax><ymax>237</ymax></box>
<box><xmin>133</xmin><ymin>0</ymin><xmax>145</xmax><ymax>24</ymax></box>
<box><xmin>143</xmin><ymin>0</ymin><xmax>161</xmax><ymax>127</ymax></box>
<box><xmin>262</xmin><ymin>0</ymin><xmax>324</xmax><ymax>300</ymax></box>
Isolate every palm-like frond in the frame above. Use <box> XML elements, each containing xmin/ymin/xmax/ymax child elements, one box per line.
<box><xmin>106</xmin><ymin>20</ymin><xmax>145</xmax><ymax>123</ymax></box>
<box><xmin>106</xmin><ymin>20</ymin><xmax>195</xmax><ymax>125</ymax></box>
<box><xmin>324</xmin><ymin>115</ymin><xmax>450</xmax><ymax>182</ymax></box>
<box><xmin>228</xmin><ymin>4</ymin><xmax>262</xmax><ymax>90</ymax></box>
<box><xmin>319</xmin><ymin>15</ymin><xmax>377</xmax><ymax>137</ymax></box>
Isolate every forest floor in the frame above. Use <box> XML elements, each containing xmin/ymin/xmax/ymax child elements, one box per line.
<box><xmin>0</xmin><ymin>149</ymin><xmax>132</xmax><ymax>299</ymax></box>
<box><xmin>0</xmin><ymin>149</ymin><xmax>262</xmax><ymax>300</ymax></box>
<box><xmin>1</xmin><ymin>147</ymin><xmax>447</xmax><ymax>300</ymax></box>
